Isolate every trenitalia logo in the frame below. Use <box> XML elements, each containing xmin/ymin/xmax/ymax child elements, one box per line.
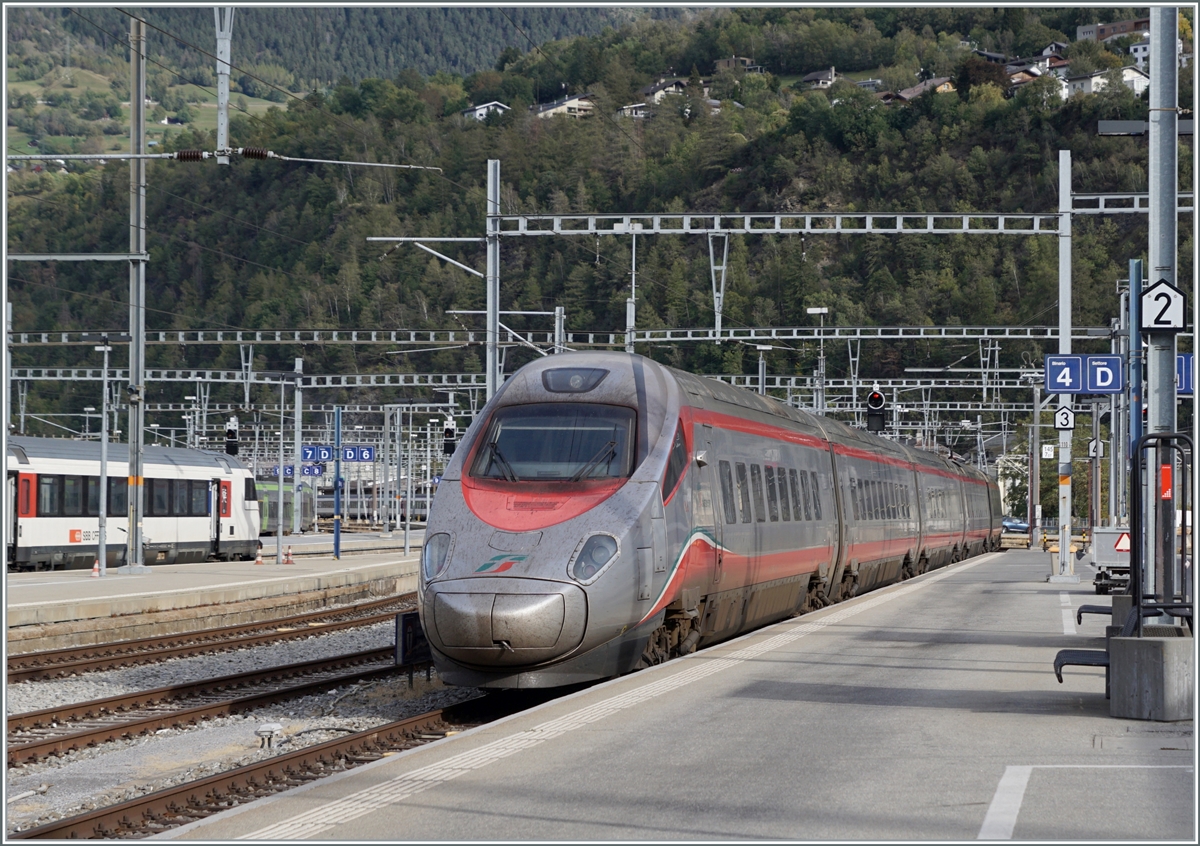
<box><xmin>474</xmin><ymin>554</ymin><xmax>527</xmax><ymax>573</ymax></box>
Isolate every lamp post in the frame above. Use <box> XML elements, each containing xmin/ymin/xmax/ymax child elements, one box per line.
<box><xmin>184</xmin><ymin>395</ymin><xmax>197</xmax><ymax>448</ymax></box>
<box><xmin>81</xmin><ymin>333</ymin><xmax>124</xmax><ymax>575</ymax></box>
<box><xmin>806</xmin><ymin>307</ymin><xmax>829</xmax><ymax>414</ymax></box>
<box><xmin>149</xmin><ymin>423</ymin><xmax>160</xmax><ymax>445</ymax></box>
<box><xmin>83</xmin><ymin>407</ymin><xmax>95</xmax><ymax>439</ymax></box>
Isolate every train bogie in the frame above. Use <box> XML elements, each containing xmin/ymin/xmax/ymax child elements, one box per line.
<box><xmin>419</xmin><ymin>352</ymin><xmax>1002</xmax><ymax>689</ymax></box>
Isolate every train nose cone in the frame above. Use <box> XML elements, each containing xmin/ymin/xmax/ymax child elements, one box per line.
<box><xmin>424</xmin><ymin>577</ymin><xmax>587</xmax><ymax>667</ymax></box>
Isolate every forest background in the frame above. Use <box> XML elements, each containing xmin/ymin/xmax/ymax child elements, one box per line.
<box><xmin>4</xmin><ymin>5</ymin><xmax>1196</xmax><ymax>518</ymax></box>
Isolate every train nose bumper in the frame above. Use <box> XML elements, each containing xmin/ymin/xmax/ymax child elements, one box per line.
<box><xmin>424</xmin><ymin>577</ymin><xmax>587</xmax><ymax>667</ymax></box>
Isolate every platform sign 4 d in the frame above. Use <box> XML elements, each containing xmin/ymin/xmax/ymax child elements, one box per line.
<box><xmin>1045</xmin><ymin>355</ymin><xmax>1083</xmax><ymax>394</ymax></box>
<box><xmin>1085</xmin><ymin>355</ymin><xmax>1123</xmax><ymax>393</ymax></box>
<box><xmin>1140</xmin><ymin>280</ymin><xmax>1187</xmax><ymax>332</ymax></box>
<box><xmin>1054</xmin><ymin>406</ymin><xmax>1075</xmax><ymax>430</ymax></box>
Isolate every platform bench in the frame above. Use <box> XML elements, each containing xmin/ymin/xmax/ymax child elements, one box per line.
<box><xmin>1053</xmin><ymin>649</ymin><xmax>1110</xmax><ymax>698</ymax></box>
<box><xmin>1075</xmin><ymin>605</ymin><xmax>1111</xmax><ymax>625</ymax></box>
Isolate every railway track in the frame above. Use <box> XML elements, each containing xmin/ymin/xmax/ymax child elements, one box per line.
<box><xmin>6</xmin><ymin>594</ymin><xmax>417</xmax><ymax>682</ymax></box>
<box><xmin>8</xmin><ymin>695</ymin><xmax>536</xmax><ymax>840</ymax></box>
<box><xmin>7</xmin><ymin>648</ymin><xmax>406</xmax><ymax>767</ymax></box>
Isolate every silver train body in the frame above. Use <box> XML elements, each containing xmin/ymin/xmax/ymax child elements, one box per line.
<box><xmin>6</xmin><ymin>436</ymin><xmax>260</xmax><ymax>571</ymax></box>
<box><xmin>420</xmin><ymin>353</ymin><xmax>1002</xmax><ymax>688</ymax></box>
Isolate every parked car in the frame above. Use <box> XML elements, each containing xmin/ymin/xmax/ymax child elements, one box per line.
<box><xmin>1002</xmin><ymin>516</ymin><xmax>1030</xmax><ymax>533</ymax></box>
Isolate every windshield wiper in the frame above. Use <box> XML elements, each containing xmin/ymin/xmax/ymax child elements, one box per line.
<box><xmin>487</xmin><ymin>441</ymin><xmax>519</xmax><ymax>482</ymax></box>
<box><xmin>570</xmin><ymin>440</ymin><xmax>616</xmax><ymax>482</ymax></box>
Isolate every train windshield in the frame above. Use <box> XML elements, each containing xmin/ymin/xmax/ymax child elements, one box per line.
<box><xmin>471</xmin><ymin>403</ymin><xmax>636</xmax><ymax>482</ymax></box>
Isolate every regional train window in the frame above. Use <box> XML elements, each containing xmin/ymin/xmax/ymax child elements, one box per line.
<box><xmin>244</xmin><ymin>478</ymin><xmax>257</xmax><ymax>504</ymax></box>
<box><xmin>777</xmin><ymin>466</ymin><xmax>791</xmax><ymax>521</ymax></box>
<box><xmin>150</xmin><ymin>479</ymin><xmax>171</xmax><ymax>517</ymax></box>
<box><xmin>38</xmin><ymin>475</ymin><xmax>60</xmax><ymax>516</ymax></box>
<box><xmin>736</xmin><ymin>462</ymin><xmax>751</xmax><ymax>523</ymax></box>
<box><xmin>191</xmin><ymin>481</ymin><xmax>210</xmax><ymax>516</ymax></box>
<box><xmin>19</xmin><ymin>477</ymin><xmax>31</xmax><ymax>515</ymax></box>
<box><xmin>662</xmin><ymin>426</ymin><xmax>688</xmax><ymax>501</ymax></box>
<box><xmin>85</xmin><ymin>477</ymin><xmax>102</xmax><ymax>516</ymax></box>
<box><xmin>797</xmin><ymin>470</ymin><xmax>811</xmax><ymax>521</ymax></box>
<box><xmin>471</xmin><ymin>402</ymin><xmax>636</xmax><ymax>483</ymax></box>
<box><xmin>809</xmin><ymin>471</ymin><xmax>822</xmax><ymax>519</ymax></box>
<box><xmin>764</xmin><ymin>467</ymin><xmax>779</xmax><ymax>521</ymax></box>
<box><xmin>173</xmin><ymin>480</ymin><xmax>190</xmax><ymax>516</ymax></box>
<box><xmin>750</xmin><ymin>465</ymin><xmax>765</xmax><ymax>523</ymax></box>
<box><xmin>790</xmin><ymin>469</ymin><xmax>805</xmax><ymax>521</ymax></box>
<box><xmin>62</xmin><ymin>476</ymin><xmax>83</xmax><ymax>517</ymax></box>
<box><xmin>108</xmin><ymin>478</ymin><xmax>127</xmax><ymax>518</ymax></box>
<box><xmin>718</xmin><ymin>461</ymin><xmax>737</xmax><ymax>524</ymax></box>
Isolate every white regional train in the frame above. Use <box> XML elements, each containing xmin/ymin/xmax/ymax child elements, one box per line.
<box><xmin>6</xmin><ymin>436</ymin><xmax>260</xmax><ymax>571</ymax></box>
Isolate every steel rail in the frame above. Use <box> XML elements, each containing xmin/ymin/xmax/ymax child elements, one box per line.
<box><xmin>7</xmin><ymin>595</ymin><xmax>414</xmax><ymax>682</ymax></box>
<box><xmin>8</xmin><ymin>704</ymin><xmax>474</xmax><ymax>839</ymax></box>
<box><xmin>7</xmin><ymin>648</ymin><xmax>398</xmax><ymax>766</ymax></box>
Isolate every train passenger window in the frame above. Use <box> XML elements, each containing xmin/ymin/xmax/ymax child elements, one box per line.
<box><xmin>736</xmin><ymin>463</ymin><xmax>751</xmax><ymax>523</ymax></box>
<box><xmin>718</xmin><ymin>461</ymin><xmax>737</xmax><ymax>524</ymax></box>
<box><xmin>62</xmin><ymin>476</ymin><xmax>83</xmax><ymax>517</ymax></box>
<box><xmin>38</xmin><ymin>475</ymin><xmax>60</xmax><ymax>516</ymax></box>
<box><xmin>789</xmin><ymin>469</ymin><xmax>804</xmax><ymax>521</ymax></box>
<box><xmin>191</xmin><ymin>481</ymin><xmax>210</xmax><ymax>516</ymax></box>
<box><xmin>864</xmin><ymin>480</ymin><xmax>874</xmax><ymax>520</ymax></box>
<box><xmin>764</xmin><ymin>467</ymin><xmax>780</xmax><ymax>522</ymax></box>
<box><xmin>85</xmin><ymin>477</ymin><xmax>101</xmax><ymax>516</ymax></box>
<box><xmin>777</xmin><ymin>466</ymin><xmax>791</xmax><ymax>521</ymax></box>
<box><xmin>662</xmin><ymin>426</ymin><xmax>688</xmax><ymax>501</ymax></box>
<box><xmin>244</xmin><ymin>478</ymin><xmax>257</xmax><ymax>504</ymax></box>
<box><xmin>809</xmin><ymin>471</ymin><xmax>822</xmax><ymax>519</ymax></box>
<box><xmin>750</xmin><ymin>465</ymin><xmax>766</xmax><ymax>522</ymax></box>
<box><xmin>150</xmin><ymin>479</ymin><xmax>171</xmax><ymax>517</ymax></box>
<box><xmin>108</xmin><ymin>478</ymin><xmax>127</xmax><ymax>517</ymax></box>
<box><xmin>174</xmin><ymin>480</ymin><xmax>190</xmax><ymax>516</ymax></box>
<box><xmin>19</xmin><ymin>477</ymin><xmax>31</xmax><ymax>516</ymax></box>
<box><xmin>888</xmin><ymin>483</ymin><xmax>897</xmax><ymax>519</ymax></box>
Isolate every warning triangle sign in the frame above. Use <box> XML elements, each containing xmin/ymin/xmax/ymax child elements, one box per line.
<box><xmin>1114</xmin><ymin>532</ymin><xmax>1131</xmax><ymax>552</ymax></box>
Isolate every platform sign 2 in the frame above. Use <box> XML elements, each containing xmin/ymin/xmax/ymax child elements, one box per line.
<box><xmin>1085</xmin><ymin>355</ymin><xmax>1123</xmax><ymax>393</ymax></box>
<box><xmin>1179</xmin><ymin>353</ymin><xmax>1194</xmax><ymax>395</ymax></box>
<box><xmin>1044</xmin><ymin>355</ymin><xmax>1083</xmax><ymax>394</ymax></box>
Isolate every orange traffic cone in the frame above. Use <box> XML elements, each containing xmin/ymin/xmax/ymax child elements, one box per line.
<box><xmin>284</xmin><ymin>546</ymin><xmax>294</xmax><ymax>565</ymax></box>
<box><xmin>254</xmin><ymin>548</ymin><xmax>264</xmax><ymax>565</ymax></box>
<box><xmin>90</xmin><ymin>559</ymin><xmax>101</xmax><ymax>578</ymax></box>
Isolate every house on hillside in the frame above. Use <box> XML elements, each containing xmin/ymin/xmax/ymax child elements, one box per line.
<box><xmin>1130</xmin><ymin>35</ymin><xmax>1188</xmax><ymax>70</ymax></box>
<box><xmin>640</xmin><ymin>78</ymin><xmax>688</xmax><ymax>103</ymax></box>
<box><xmin>1077</xmin><ymin>17</ymin><xmax>1150</xmax><ymax>42</ymax></box>
<box><xmin>856</xmin><ymin>78</ymin><xmax>884</xmax><ymax>92</ymax></box>
<box><xmin>531</xmin><ymin>93</ymin><xmax>595</xmax><ymax>119</ymax></box>
<box><xmin>802</xmin><ymin>67</ymin><xmax>837</xmax><ymax>89</ymax></box>
<box><xmin>715</xmin><ymin>56</ymin><xmax>764</xmax><ymax>73</ymax></box>
<box><xmin>896</xmin><ymin>77</ymin><xmax>955</xmax><ymax>101</ymax></box>
<box><xmin>973</xmin><ymin>49</ymin><xmax>1008</xmax><ymax>64</ymax></box>
<box><xmin>1042</xmin><ymin>42</ymin><xmax>1070</xmax><ymax>56</ymax></box>
<box><xmin>618</xmin><ymin>102</ymin><xmax>647</xmax><ymax>119</ymax></box>
<box><xmin>1066</xmin><ymin>66</ymin><xmax>1149</xmax><ymax>98</ymax></box>
<box><xmin>461</xmin><ymin>101</ymin><xmax>510</xmax><ymax>121</ymax></box>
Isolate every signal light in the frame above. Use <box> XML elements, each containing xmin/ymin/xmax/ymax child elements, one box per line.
<box><xmin>225</xmin><ymin>416</ymin><xmax>239</xmax><ymax>456</ymax></box>
<box><xmin>866</xmin><ymin>390</ymin><xmax>886</xmax><ymax>432</ymax></box>
<box><xmin>443</xmin><ymin>417</ymin><xmax>457</xmax><ymax>456</ymax></box>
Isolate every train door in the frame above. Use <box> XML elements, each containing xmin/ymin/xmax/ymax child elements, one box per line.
<box><xmin>699</xmin><ymin>424</ymin><xmax>722</xmax><ymax>585</ymax></box>
<box><xmin>211</xmin><ymin>478</ymin><xmax>231</xmax><ymax>556</ymax></box>
<box><xmin>6</xmin><ymin>473</ymin><xmax>15</xmax><ymax>565</ymax></box>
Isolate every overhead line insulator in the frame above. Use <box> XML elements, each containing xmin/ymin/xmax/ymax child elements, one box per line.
<box><xmin>238</xmin><ymin>147</ymin><xmax>274</xmax><ymax>160</ymax></box>
<box><xmin>172</xmin><ymin>150</ymin><xmax>209</xmax><ymax>161</ymax></box>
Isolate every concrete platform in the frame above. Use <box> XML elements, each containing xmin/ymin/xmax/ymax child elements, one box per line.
<box><xmin>260</xmin><ymin>530</ymin><xmax>426</xmax><ymax>557</ymax></box>
<box><xmin>161</xmin><ymin>549</ymin><xmax>1195</xmax><ymax>842</ymax></box>
<box><xmin>5</xmin><ymin>547</ymin><xmax>420</xmax><ymax>653</ymax></box>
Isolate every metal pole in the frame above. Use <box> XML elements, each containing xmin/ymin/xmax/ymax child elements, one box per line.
<box><xmin>486</xmin><ymin>160</ymin><xmax>500</xmax><ymax>400</ymax></box>
<box><xmin>1032</xmin><ymin>379</ymin><xmax>1041</xmax><ymax>541</ymax></box>
<box><xmin>292</xmin><ymin>358</ymin><xmax>302</xmax><ymax>534</ymax></box>
<box><xmin>758</xmin><ymin>350</ymin><xmax>766</xmax><ymax>395</ymax></box>
<box><xmin>4</xmin><ymin>302</ymin><xmax>11</xmax><ymax>434</ymax></box>
<box><xmin>404</xmin><ymin>410</ymin><xmax>412</xmax><ymax>555</ymax></box>
<box><xmin>214</xmin><ymin>8</ymin><xmax>233</xmax><ymax>165</ymax></box>
<box><xmin>1055</xmin><ymin>149</ymin><xmax>1075</xmax><ymax>579</ymax></box>
<box><xmin>554</xmin><ymin>306</ymin><xmax>565</xmax><ymax>354</ymax></box>
<box><xmin>97</xmin><ymin>340</ymin><xmax>110</xmax><ymax>576</ymax></box>
<box><xmin>381</xmin><ymin>406</ymin><xmax>392</xmax><ymax>536</ymax></box>
<box><xmin>334</xmin><ymin>406</ymin><xmax>342</xmax><ymax>559</ymax></box>
<box><xmin>626</xmin><ymin>232</ymin><xmax>636</xmax><ymax>354</ymax></box>
<box><xmin>123</xmin><ymin>16</ymin><xmax>149</xmax><ymax>575</ymax></box>
<box><xmin>277</xmin><ymin>379</ymin><xmax>284</xmax><ymax>565</ymax></box>
<box><xmin>1147</xmin><ymin>6</ymin><xmax>1179</xmax><ymax>603</ymax></box>
<box><xmin>1091</xmin><ymin>401</ymin><xmax>1101</xmax><ymax>535</ymax></box>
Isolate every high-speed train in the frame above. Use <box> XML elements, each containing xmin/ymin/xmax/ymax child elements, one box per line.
<box><xmin>419</xmin><ymin>352</ymin><xmax>1002</xmax><ymax>689</ymax></box>
<box><xmin>6</xmin><ymin>436</ymin><xmax>260</xmax><ymax>571</ymax></box>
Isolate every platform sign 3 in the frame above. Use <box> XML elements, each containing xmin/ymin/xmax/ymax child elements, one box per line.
<box><xmin>1085</xmin><ymin>355</ymin><xmax>1123</xmax><ymax>393</ymax></box>
<box><xmin>1054</xmin><ymin>406</ymin><xmax>1075</xmax><ymax>430</ymax></box>
<box><xmin>1179</xmin><ymin>353</ymin><xmax>1194</xmax><ymax>395</ymax></box>
<box><xmin>1044</xmin><ymin>355</ymin><xmax>1083</xmax><ymax>394</ymax></box>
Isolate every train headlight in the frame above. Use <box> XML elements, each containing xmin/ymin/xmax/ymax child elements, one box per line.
<box><xmin>569</xmin><ymin>534</ymin><xmax>619</xmax><ymax>584</ymax></box>
<box><xmin>422</xmin><ymin>533</ymin><xmax>453</xmax><ymax>582</ymax></box>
